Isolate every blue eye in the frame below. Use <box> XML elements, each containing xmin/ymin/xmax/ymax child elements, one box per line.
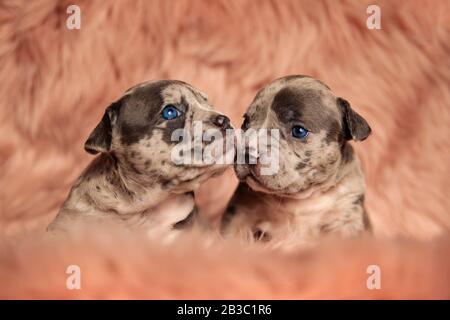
<box><xmin>292</xmin><ymin>126</ymin><xmax>309</xmax><ymax>139</ymax></box>
<box><xmin>162</xmin><ymin>105</ymin><xmax>179</xmax><ymax>120</ymax></box>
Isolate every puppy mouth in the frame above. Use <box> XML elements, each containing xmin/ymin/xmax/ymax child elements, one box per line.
<box><xmin>244</xmin><ymin>167</ymin><xmax>320</xmax><ymax>199</ymax></box>
<box><xmin>190</xmin><ymin>139</ymin><xmax>234</xmax><ymax>168</ymax></box>
<box><xmin>242</xmin><ymin>165</ymin><xmax>301</xmax><ymax>196</ymax></box>
<box><xmin>246</xmin><ymin>173</ymin><xmax>265</xmax><ymax>188</ymax></box>
<box><xmin>170</xmin><ymin>130</ymin><xmax>234</xmax><ymax>169</ymax></box>
<box><xmin>245</xmin><ymin>174</ymin><xmax>279</xmax><ymax>195</ymax></box>
<box><xmin>240</xmin><ymin>166</ymin><xmax>279</xmax><ymax>194</ymax></box>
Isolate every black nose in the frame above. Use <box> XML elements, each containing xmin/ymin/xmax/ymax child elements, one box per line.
<box><xmin>213</xmin><ymin>115</ymin><xmax>231</xmax><ymax>130</ymax></box>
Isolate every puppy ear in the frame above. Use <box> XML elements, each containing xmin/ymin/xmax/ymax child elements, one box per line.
<box><xmin>337</xmin><ymin>98</ymin><xmax>372</xmax><ymax>141</ymax></box>
<box><xmin>84</xmin><ymin>103</ymin><xmax>119</xmax><ymax>154</ymax></box>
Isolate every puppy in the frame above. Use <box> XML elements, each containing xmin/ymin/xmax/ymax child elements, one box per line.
<box><xmin>48</xmin><ymin>80</ymin><xmax>232</xmax><ymax>236</ymax></box>
<box><xmin>221</xmin><ymin>75</ymin><xmax>372</xmax><ymax>248</ymax></box>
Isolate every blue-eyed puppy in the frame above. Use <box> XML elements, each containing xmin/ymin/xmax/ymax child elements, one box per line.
<box><xmin>49</xmin><ymin>80</ymin><xmax>232</xmax><ymax>236</ymax></box>
<box><xmin>221</xmin><ymin>75</ymin><xmax>371</xmax><ymax>248</ymax></box>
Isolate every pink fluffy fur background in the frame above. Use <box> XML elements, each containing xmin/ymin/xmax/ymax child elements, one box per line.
<box><xmin>0</xmin><ymin>0</ymin><xmax>449</xmax><ymax>299</ymax></box>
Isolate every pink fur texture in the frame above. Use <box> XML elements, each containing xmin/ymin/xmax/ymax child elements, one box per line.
<box><xmin>1</xmin><ymin>228</ymin><xmax>449</xmax><ymax>299</ymax></box>
<box><xmin>0</xmin><ymin>0</ymin><xmax>449</xmax><ymax>298</ymax></box>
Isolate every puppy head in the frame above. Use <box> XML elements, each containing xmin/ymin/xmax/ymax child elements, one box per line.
<box><xmin>235</xmin><ymin>75</ymin><xmax>371</xmax><ymax>195</ymax></box>
<box><xmin>84</xmin><ymin>80</ymin><xmax>232</xmax><ymax>191</ymax></box>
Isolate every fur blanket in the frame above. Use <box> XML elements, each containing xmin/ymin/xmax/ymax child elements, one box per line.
<box><xmin>0</xmin><ymin>0</ymin><xmax>449</xmax><ymax>299</ymax></box>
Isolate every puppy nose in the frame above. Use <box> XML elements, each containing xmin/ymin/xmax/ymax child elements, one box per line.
<box><xmin>213</xmin><ymin>115</ymin><xmax>231</xmax><ymax>130</ymax></box>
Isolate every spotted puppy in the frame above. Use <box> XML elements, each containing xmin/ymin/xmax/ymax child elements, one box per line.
<box><xmin>48</xmin><ymin>80</ymin><xmax>232</xmax><ymax>235</ymax></box>
<box><xmin>221</xmin><ymin>75</ymin><xmax>372</xmax><ymax>248</ymax></box>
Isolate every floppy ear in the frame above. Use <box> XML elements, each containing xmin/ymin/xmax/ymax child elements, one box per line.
<box><xmin>337</xmin><ymin>97</ymin><xmax>372</xmax><ymax>141</ymax></box>
<box><xmin>84</xmin><ymin>103</ymin><xmax>119</xmax><ymax>154</ymax></box>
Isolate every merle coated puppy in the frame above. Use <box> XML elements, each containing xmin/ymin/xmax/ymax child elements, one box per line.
<box><xmin>48</xmin><ymin>80</ymin><xmax>232</xmax><ymax>236</ymax></box>
<box><xmin>221</xmin><ymin>75</ymin><xmax>372</xmax><ymax>248</ymax></box>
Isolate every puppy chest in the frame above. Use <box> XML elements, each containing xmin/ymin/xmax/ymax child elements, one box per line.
<box><xmin>142</xmin><ymin>193</ymin><xmax>196</xmax><ymax>231</ymax></box>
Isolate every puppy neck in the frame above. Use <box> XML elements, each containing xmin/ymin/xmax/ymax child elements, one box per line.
<box><xmin>63</xmin><ymin>152</ymin><xmax>179</xmax><ymax>215</ymax></box>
